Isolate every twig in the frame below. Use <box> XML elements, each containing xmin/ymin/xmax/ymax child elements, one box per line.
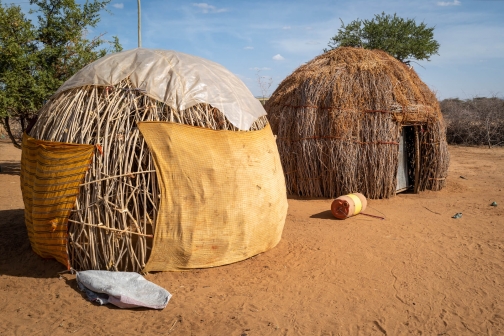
<box><xmin>167</xmin><ymin>319</ymin><xmax>178</xmax><ymax>335</ymax></box>
<box><xmin>79</xmin><ymin>170</ymin><xmax>156</xmax><ymax>186</ymax></box>
<box><xmin>68</xmin><ymin>219</ymin><xmax>154</xmax><ymax>237</ymax></box>
<box><xmin>360</xmin><ymin>213</ymin><xmax>385</xmax><ymax>220</ymax></box>
<box><xmin>423</xmin><ymin>206</ymin><xmax>441</xmax><ymax>215</ymax></box>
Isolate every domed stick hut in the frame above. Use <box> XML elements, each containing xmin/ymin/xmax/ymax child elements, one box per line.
<box><xmin>265</xmin><ymin>47</ymin><xmax>449</xmax><ymax>199</ymax></box>
<box><xmin>26</xmin><ymin>49</ymin><xmax>283</xmax><ymax>272</ymax></box>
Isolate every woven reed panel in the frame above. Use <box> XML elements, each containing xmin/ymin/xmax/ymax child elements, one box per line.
<box><xmin>20</xmin><ymin>134</ymin><xmax>94</xmax><ymax>268</ymax></box>
<box><xmin>138</xmin><ymin>122</ymin><xmax>288</xmax><ymax>271</ymax></box>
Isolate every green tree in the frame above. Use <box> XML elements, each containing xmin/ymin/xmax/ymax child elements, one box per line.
<box><xmin>0</xmin><ymin>4</ymin><xmax>37</xmax><ymax>147</ymax></box>
<box><xmin>325</xmin><ymin>12</ymin><xmax>440</xmax><ymax>65</ymax></box>
<box><xmin>0</xmin><ymin>0</ymin><xmax>122</xmax><ymax>148</ymax></box>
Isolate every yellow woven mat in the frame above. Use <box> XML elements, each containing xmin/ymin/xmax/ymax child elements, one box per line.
<box><xmin>138</xmin><ymin>123</ymin><xmax>288</xmax><ymax>271</ymax></box>
<box><xmin>20</xmin><ymin>133</ymin><xmax>94</xmax><ymax>269</ymax></box>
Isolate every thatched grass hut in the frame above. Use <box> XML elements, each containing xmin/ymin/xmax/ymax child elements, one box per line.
<box><xmin>24</xmin><ymin>48</ymin><xmax>287</xmax><ymax>272</ymax></box>
<box><xmin>265</xmin><ymin>47</ymin><xmax>449</xmax><ymax>199</ymax></box>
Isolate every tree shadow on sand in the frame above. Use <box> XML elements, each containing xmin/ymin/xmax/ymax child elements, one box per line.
<box><xmin>0</xmin><ymin>161</ymin><xmax>21</xmax><ymax>175</ymax></box>
<box><xmin>0</xmin><ymin>209</ymin><xmax>66</xmax><ymax>278</ymax></box>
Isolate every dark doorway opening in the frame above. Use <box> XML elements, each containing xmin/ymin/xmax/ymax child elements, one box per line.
<box><xmin>396</xmin><ymin>126</ymin><xmax>416</xmax><ymax>193</ymax></box>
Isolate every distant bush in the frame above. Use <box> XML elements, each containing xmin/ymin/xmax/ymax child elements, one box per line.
<box><xmin>441</xmin><ymin>97</ymin><xmax>504</xmax><ymax>147</ymax></box>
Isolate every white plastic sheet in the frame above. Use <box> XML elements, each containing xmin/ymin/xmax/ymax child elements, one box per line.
<box><xmin>56</xmin><ymin>48</ymin><xmax>266</xmax><ymax>130</ymax></box>
<box><xmin>76</xmin><ymin>270</ymin><xmax>171</xmax><ymax>309</ymax></box>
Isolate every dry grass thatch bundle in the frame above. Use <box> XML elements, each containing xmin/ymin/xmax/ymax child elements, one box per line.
<box><xmin>29</xmin><ymin>52</ymin><xmax>268</xmax><ymax>272</ymax></box>
<box><xmin>265</xmin><ymin>47</ymin><xmax>449</xmax><ymax>199</ymax></box>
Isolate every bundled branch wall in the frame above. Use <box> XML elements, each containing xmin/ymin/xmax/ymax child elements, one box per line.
<box><xmin>266</xmin><ymin>47</ymin><xmax>449</xmax><ymax>198</ymax></box>
<box><xmin>30</xmin><ymin>78</ymin><xmax>267</xmax><ymax>272</ymax></box>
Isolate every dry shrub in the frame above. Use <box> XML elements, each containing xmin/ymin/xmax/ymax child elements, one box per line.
<box><xmin>441</xmin><ymin>97</ymin><xmax>504</xmax><ymax>147</ymax></box>
<box><xmin>265</xmin><ymin>47</ymin><xmax>449</xmax><ymax>199</ymax></box>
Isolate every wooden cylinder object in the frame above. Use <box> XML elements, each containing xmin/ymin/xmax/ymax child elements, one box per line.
<box><xmin>331</xmin><ymin>193</ymin><xmax>367</xmax><ymax>219</ymax></box>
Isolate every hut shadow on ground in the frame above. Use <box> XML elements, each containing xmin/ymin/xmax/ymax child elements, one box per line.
<box><xmin>0</xmin><ymin>209</ymin><xmax>65</xmax><ymax>278</ymax></box>
<box><xmin>0</xmin><ymin>161</ymin><xmax>21</xmax><ymax>175</ymax></box>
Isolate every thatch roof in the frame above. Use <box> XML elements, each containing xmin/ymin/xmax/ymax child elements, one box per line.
<box><xmin>265</xmin><ymin>47</ymin><xmax>449</xmax><ymax>199</ymax></box>
<box><xmin>266</xmin><ymin>47</ymin><xmax>441</xmax><ymax>124</ymax></box>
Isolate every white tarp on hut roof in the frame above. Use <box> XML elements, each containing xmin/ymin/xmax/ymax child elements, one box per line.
<box><xmin>56</xmin><ymin>48</ymin><xmax>266</xmax><ymax>130</ymax></box>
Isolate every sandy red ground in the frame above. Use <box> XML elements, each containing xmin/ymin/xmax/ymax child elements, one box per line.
<box><xmin>1</xmin><ymin>139</ymin><xmax>503</xmax><ymax>335</ymax></box>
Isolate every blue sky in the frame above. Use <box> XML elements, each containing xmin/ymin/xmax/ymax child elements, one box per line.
<box><xmin>16</xmin><ymin>0</ymin><xmax>504</xmax><ymax>100</ymax></box>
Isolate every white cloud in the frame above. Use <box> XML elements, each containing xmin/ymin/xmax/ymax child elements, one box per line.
<box><xmin>305</xmin><ymin>27</ymin><xmax>313</xmax><ymax>30</ymax></box>
<box><xmin>251</xmin><ymin>67</ymin><xmax>271</xmax><ymax>71</ymax></box>
<box><xmin>437</xmin><ymin>0</ymin><xmax>461</xmax><ymax>6</ymax></box>
<box><xmin>282</xmin><ymin>26</ymin><xmax>291</xmax><ymax>30</ymax></box>
<box><xmin>243</xmin><ymin>46</ymin><xmax>254</xmax><ymax>50</ymax></box>
<box><xmin>112</xmin><ymin>3</ymin><xmax>124</xmax><ymax>9</ymax></box>
<box><xmin>306</xmin><ymin>40</ymin><xmax>320</xmax><ymax>45</ymax></box>
<box><xmin>192</xmin><ymin>3</ymin><xmax>228</xmax><ymax>13</ymax></box>
<box><xmin>272</xmin><ymin>54</ymin><xmax>285</xmax><ymax>61</ymax></box>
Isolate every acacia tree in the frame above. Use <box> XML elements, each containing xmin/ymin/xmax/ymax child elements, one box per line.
<box><xmin>325</xmin><ymin>12</ymin><xmax>440</xmax><ymax>65</ymax></box>
<box><xmin>0</xmin><ymin>4</ymin><xmax>38</xmax><ymax>147</ymax></box>
<box><xmin>0</xmin><ymin>0</ymin><xmax>122</xmax><ymax>148</ymax></box>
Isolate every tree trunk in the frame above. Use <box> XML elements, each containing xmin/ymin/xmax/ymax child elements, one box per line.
<box><xmin>1</xmin><ymin>117</ymin><xmax>22</xmax><ymax>149</ymax></box>
<box><xmin>20</xmin><ymin>116</ymin><xmax>26</xmax><ymax>133</ymax></box>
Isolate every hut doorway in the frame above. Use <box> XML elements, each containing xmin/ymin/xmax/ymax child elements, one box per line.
<box><xmin>396</xmin><ymin>126</ymin><xmax>415</xmax><ymax>193</ymax></box>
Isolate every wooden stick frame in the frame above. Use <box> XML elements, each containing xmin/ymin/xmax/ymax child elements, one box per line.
<box><xmin>30</xmin><ymin>78</ymin><xmax>268</xmax><ymax>272</ymax></box>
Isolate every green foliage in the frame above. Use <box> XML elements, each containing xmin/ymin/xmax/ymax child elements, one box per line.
<box><xmin>0</xmin><ymin>4</ymin><xmax>37</xmax><ymax>119</ymax></box>
<box><xmin>325</xmin><ymin>12</ymin><xmax>440</xmax><ymax>64</ymax></box>
<box><xmin>0</xmin><ymin>0</ymin><xmax>122</xmax><ymax>122</ymax></box>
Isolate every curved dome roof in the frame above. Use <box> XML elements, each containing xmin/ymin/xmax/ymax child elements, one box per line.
<box><xmin>56</xmin><ymin>48</ymin><xmax>265</xmax><ymax>130</ymax></box>
<box><xmin>266</xmin><ymin>47</ymin><xmax>440</xmax><ymax>121</ymax></box>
